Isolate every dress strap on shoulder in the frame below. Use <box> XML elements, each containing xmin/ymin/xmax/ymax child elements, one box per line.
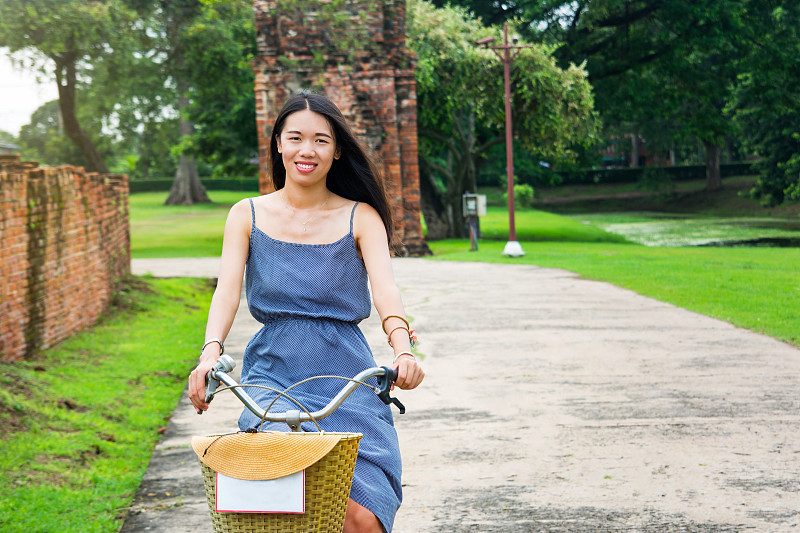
<box><xmin>248</xmin><ymin>197</ymin><xmax>256</xmax><ymax>228</ymax></box>
<box><xmin>350</xmin><ymin>202</ymin><xmax>359</xmax><ymax>234</ymax></box>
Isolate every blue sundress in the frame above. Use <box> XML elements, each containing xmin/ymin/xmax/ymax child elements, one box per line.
<box><xmin>238</xmin><ymin>198</ymin><xmax>401</xmax><ymax>532</ymax></box>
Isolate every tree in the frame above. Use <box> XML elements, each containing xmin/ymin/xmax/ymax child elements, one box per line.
<box><xmin>18</xmin><ymin>100</ymin><xmax>81</xmax><ymax>165</ymax></box>
<box><xmin>2</xmin><ymin>0</ymin><xmax>258</xmax><ymax>193</ymax></box>
<box><xmin>180</xmin><ymin>0</ymin><xmax>258</xmax><ymax>178</ymax></box>
<box><xmin>125</xmin><ymin>0</ymin><xmax>257</xmax><ymax>203</ymax></box>
<box><xmin>158</xmin><ymin>0</ymin><xmax>211</xmax><ymax>205</ymax></box>
<box><xmin>428</xmin><ymin>0</ymin><xmax>550</xmax><ymax>36</ymax></box>
<box><xmin>17</xmin><ymin>99</ymin><xmax>120</xmax><ymax>167</ymax></box>
<box><xmin>408</xmin><ymin>0</ymin><xmax>598</xmax><ymax>238</ymax></box>
<box><xmin>434</xmin><ymin>1</ymin><xmax>752</xmax><ymax>190</ymax></box>
<box><xmin>0</xmin><ymin>0</ymin><xmax>138</xmax><ymax>173</ymax></box>
<box><xmin>0</xmin><ymin>130</ymin><xmax>16</xmax><ymax>144</ymax></box>
<box><xmin>731</xmin><ymin>2</ymin><xmax>800</xmax><ymax>206</ymax></box>
<box><xmin>548</xmin><ymin>0</ymin><xmax>749</xmax><ymax>190</ymax></box>
<box><xmin>98</xmin><ymin>10</ymin><xmax>181</xmax><ymax>180</ymax></box>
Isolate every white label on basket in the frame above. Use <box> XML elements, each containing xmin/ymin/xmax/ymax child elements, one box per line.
<box><xmin>215</xmin><ymin>470</ymin><xmax>305</xmax><ymax>513</ymax></box>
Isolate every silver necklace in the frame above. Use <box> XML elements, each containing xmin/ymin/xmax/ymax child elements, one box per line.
<box><xmin>281</xmin><ymin>190</ymin><xmax>330</xmax><ymax>232</ymax></box>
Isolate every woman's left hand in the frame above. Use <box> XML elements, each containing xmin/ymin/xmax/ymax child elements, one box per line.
<box><xmin>393</xmin><ymin>354</ymin><xmax>424</xmax><ymax>390</ymax></box>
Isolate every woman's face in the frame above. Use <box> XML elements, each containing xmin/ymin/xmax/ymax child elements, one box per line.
<box><xmin>276</xmin><ymin>109</ymin><xmax>340</xmax><ymax>187</ymax></box>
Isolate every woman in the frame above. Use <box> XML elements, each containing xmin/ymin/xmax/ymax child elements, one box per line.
<box><xmin>187</xmin><ymin>90</ymin><xmax>424</xmax><ymax>533</ymax></box>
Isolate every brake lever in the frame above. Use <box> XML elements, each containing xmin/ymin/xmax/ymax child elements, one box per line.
<box><xmin>376</xmin><ymin>366</ymin><xmax>405</xmax><ymax>414</ymax></box>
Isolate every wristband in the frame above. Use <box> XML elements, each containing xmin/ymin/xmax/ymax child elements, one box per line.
<box><xmin>392</xmin><ymin>351</ymin><xmax>415</xmax><ymax>364</ymax></box>
<box><xmin>201</xmin><ymin>338</ymin><xmax>224</xmax><ymax>356</ymax></box>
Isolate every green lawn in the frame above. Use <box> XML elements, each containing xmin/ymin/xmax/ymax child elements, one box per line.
<box><xmin>0</xmin><ymin>278</ymin><xmax>212</xmax><ymax>532</ymax></box>
<box><xmin>480</xmin><ymin>206</ymin><xmax>629</xmax><ymax>243</ymax></box>
<box><xmin>130</xmin><ymin>191</ymin><xmax>254</xmax><ymax>258</ymax></box>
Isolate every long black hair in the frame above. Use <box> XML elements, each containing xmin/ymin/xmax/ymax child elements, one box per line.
<box><xmin>269</xmin><ymin>90</ymin><xmax>394</xmax><ymax>244</ymax></box>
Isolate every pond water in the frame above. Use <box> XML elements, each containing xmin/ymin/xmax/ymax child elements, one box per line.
<box><xmin>700</xmin><ymin>237</ymin><xmax>800</xmax><ymax>247</ymax></box>
<box><xmin>580</xmin><ymin>216</ymin><xmax>800</xmax><ymax>247</ymax></box>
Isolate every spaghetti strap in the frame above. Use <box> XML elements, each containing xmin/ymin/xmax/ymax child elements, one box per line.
<box><xmin>248</xmin><ymin>198</ymin><xmax>256</xmax><ymax>229</ymax></box>
<box><xmin>350</xmin><ymin>202</ymin><xmax>359</xmax><ymax>234</ymax></box>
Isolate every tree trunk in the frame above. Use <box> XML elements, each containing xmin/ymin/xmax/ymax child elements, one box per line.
<box><xmin>418</xmin><ymin>163</ymin><xmax>449</xmax><ymax>241</ymax></box>
<box><xmin>164</xmin><ymin>6</ymin><xmax>209</xmax><ymax>206</ymax></box>
<box><xmin>630</xmin><ymin>133</ymin><xmax>639</xmax><ymax>167</ymax></box>
<box><xmin>54</xmin><ymin>55</ymin><xmax>109</xmax><ymax>173</ymax></box>
<box><xmin>419</xmin><ymin>112</ymin><xmax>503</xmax><ymax>239</ymax></box>
<box><xmin>165</xmin><ymin>96</ymin><xmax>210</xmax><ymax>205</ymax></box>
<box><xmin>703</xmin><ymin>140</ymin><xmax>722</xmax><ymax>191</ymax></box>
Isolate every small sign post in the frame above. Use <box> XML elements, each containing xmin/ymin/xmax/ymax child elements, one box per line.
<box><xmin>462</xmin><ymin>193</ymin><xmax>487</xmax><ymax>252</ymax></box>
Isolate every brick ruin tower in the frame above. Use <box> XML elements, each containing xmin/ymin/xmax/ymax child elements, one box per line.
<box><xmin>251</xmin><ymin>0</ymin><xmax>429</xmax><ymax>256</ymax></box>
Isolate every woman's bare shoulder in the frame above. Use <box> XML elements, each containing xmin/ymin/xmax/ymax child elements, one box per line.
<box><xmin>354</xmin><ymin>200</ymin><xmax>381</xmax><ymax>220</ymax></box>
<box><xmin>353</xmin><ymin>201</ymin><xmax>388</xmax><ymax>242</ymax></box>
<box><xmin>230</xmin><ymin>193</ymin><xmax>280</xmax><ymax>214</ymax></box>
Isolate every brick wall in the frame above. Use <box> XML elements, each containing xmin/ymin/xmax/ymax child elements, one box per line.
<box><xmin>251</xmin><ymin>0</ymin><xmax>430</xmax><ymax>255</ymax></box>
<box><xmin>0</xmin><ymin>155</ymin><xmax>130</xmax><ymax>362</ymax></box>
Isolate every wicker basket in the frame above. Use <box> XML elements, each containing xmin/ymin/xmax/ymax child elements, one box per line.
<box><xmin>198</xmin><ymin>432</ymin><xmax>362</xmax><ymax>533</ymax></box>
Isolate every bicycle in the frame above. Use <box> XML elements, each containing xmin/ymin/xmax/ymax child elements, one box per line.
<box><xmin>193</xmin><ymin>354</ymin><xmax>405</xmax><ymax>533</ymax></box>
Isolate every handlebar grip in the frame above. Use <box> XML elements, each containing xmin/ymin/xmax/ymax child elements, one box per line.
<box><xmin>216</xmin><ymin>354</ymin><xmax>236</xmax><ymax>373</ymax></box>
<box><xmin>385</xmin><ymin>367</ymin><xmax>398</xmax><ymax>383</ymax></box>
<box><xmin>204</xmin><ymin>355</ymin><xmax>237</xmax><ymax>404</ymax></box>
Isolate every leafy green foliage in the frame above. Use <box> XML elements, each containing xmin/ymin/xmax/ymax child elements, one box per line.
<box><xmin>17</xmin><ymin>100</ymin><xmax>116</xmax><ymax>167</ymax></box>
<box><xmin>0</xmin><ymin>0</ymin><xmax>140</xmax><ymax>172</ymax></box>
<box><xmin>477</xmin><ymin>141</ymin><xmax>564</xmax><ymax>187</ymax></box>
<box><xmin>408</xmin><ymin>0</ymin><xmax>599</xmax><ymax>238</ymax></box>
<box><xmin>428</xmin><ymin>1</ymin><xmax>797</xmax><ymax>197</ymax></box>
<box><xmin>503</xmin><ymin>183</ymin><xmax>535</xmax><ymax>209</ymax></box>
<box><xmin>0</xmin><ymin>0</ymin><xmax>258</xmax><ymax>181</ymax></box>
<box><xmin>0</xmin><ymin>129</ymin><xmax>16</xmax><ymax>144</ymax></box>
<box><xmin>181</xmin><ymin>0</ymin><xmax>258</xmax><ymax>177</ymax></box>
<box><xmin>569</xmin><ymin>0</ymin><xmax>749</xmax><ymax>189</ymax></box>
<box><xmin>730</xmin><ymin>2</ymin><xmax>800</xmax><ymax>206</ymax></box>
<box><xmin>17</xmin><ymin>100</ymin><xmax>82</xmax><ymax>165</ymax></box>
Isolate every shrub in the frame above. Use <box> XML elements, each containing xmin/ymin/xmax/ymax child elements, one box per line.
<box><xmin>504</xmin><ymin>183</ymin><xmax>535</xmax><ymax>208</ymax></box>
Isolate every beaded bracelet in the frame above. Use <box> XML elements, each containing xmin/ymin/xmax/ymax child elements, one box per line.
<box><xmin>201</xmin><ymin>338</ymin><xmax>224</xmax><ymax>356</ymax></box>
<box><xmin>381</xmin><ymin>315</ymin><xmax>410</xmax><ymax>334</ymax></box>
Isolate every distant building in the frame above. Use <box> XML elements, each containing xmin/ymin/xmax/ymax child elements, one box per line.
<box><xmin>0</xmin><ymin>143</ymin><xmax>20</xmax><ymax>155</ymax></box>
<box><xmin>600</xmin><ymin>134</ymin><xmax>674</xmax><ymax>168</ymax></box>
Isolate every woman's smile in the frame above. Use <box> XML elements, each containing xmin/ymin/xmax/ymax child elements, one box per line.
<box><xmin>295</xmin><ymin>161</ymin><xmax>317</xmax><ymax>173</ymax></box>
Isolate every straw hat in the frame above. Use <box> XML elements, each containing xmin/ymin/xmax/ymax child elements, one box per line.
<box><xmin>191</xmin><ymin>431</ymin><xmax>346</xmax><ymax>480</ymax></box>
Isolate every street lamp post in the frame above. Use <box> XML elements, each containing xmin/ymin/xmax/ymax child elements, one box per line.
<box><xmin>478</xmin><ymin>23</ymin><xmax>532</xmax><ymax>258</ymax></box>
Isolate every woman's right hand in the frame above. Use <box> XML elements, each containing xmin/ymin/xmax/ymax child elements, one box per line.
<box><xmin>188</xmin><ymin>348</ymin><xmax>221</xmax><ymax>413</ymax></box>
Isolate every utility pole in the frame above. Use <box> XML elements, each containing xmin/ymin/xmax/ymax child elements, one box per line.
<box><xmin>477</xmin><ymin>23</ymin><xmax>533</xmax><ymax>257</ymax></box>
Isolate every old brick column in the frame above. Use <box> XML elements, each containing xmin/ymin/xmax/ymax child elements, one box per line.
<box><xmin>251</xmin><ymin>0</ymin><xmax>429</xmax><ymax>256</ymax></box>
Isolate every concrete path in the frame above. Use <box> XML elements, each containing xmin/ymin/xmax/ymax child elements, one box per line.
<box><xmin>123</xmin><ymin>257</ymin><xmax>800</xmax><ymax>532</ymax></box>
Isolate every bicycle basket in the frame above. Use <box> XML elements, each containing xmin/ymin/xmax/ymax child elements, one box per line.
<box><xmin>192</xmin><ymin>431</ymin><xmax>362</xmax><ymax>533</ymax></box>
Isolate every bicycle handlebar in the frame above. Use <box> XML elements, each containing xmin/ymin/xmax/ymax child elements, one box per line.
<box><xmin>202</xmin><ymin>355</ymin><xmax>405</xmax><ymax>430</ymax></box>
